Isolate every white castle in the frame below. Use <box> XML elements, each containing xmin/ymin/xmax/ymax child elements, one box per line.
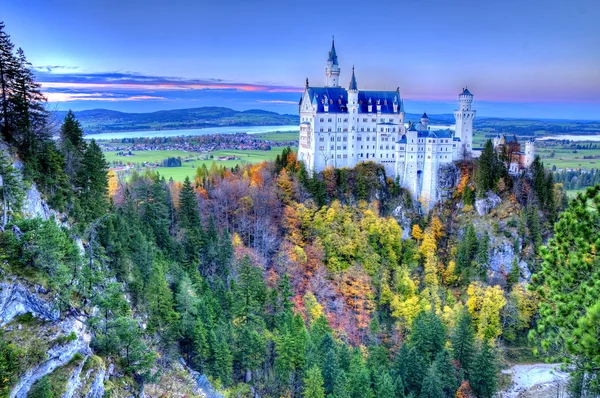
<box><xmin>298</xmin><ymin>40</ymin><xmax>477</xmax><ymax>208</ymax></box>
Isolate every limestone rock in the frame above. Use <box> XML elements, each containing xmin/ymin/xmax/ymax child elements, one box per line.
<box><xmin>0</xmin><ymin>281</ymin><xmax>60</xmax><ymax>326</ymax></box>
<box><xmin>475</xmin><ymin>191</ymin><xmax>502</xmax><ymax>216</ymax></box>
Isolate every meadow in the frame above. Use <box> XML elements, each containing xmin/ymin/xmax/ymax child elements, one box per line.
<box><xmin>107</xmin><ymin>148</ymin><xmax>290</xmax><ymax>181</ymax></box>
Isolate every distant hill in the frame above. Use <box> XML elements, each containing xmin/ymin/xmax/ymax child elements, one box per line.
<box><xmin>52</xmin><ymin>107</ymin><xmax>300</xmax><ymax>134</ymax></box>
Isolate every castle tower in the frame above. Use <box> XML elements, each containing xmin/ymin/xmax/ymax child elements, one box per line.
<box><xmin>347</xmin><ymin>67</ymin><xmax>359</xmax><ymax>164</ymax></box>
<box><xmin>524</xmin><ymin>139</ymin><xmax>535</xmax><ymax>167</ymax></box>
<box><xmin>453</xmin><ymin>88</ymin><xmax>476</xmax><ymax>157</ymax></box>
<box><xmin>325</xmin><ymin>39</ymin><xmax>340</xmax><ymax>87</ymax></box>
<box><xmin>420</xmin><ymin>112</ymin><xmax>429</xmax><ymax>130</ymax></box>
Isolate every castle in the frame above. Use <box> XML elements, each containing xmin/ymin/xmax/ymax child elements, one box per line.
<box><xmin>298</xmin><ymin>40</ymin><xmax>477</xmax><ymax>208</ymax></box>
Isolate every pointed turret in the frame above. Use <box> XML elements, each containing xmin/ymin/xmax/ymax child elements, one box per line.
<box><xmin>325</xmin><ymin>38</ymin><xmax>341</xmax><ymax>87</ymax></box>
<box><xmin>328</xmin><ymin>38</ymin><xmax>339</xmax><ymax>66</ymax></box>
<box><xmin>348</xmin><ymin>66</ymin><xmax>358</xmax><ymax>91</ymax></box>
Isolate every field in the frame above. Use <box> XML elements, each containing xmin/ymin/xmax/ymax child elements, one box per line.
<box><xmin>107</xmin><ymin>148</ymin><xmax>292</xmax><ymax>181</ymax></box>
<box><xmin>252</xmin><ymin>131</ymin><xmax>298</xmax><ymax>142</ymax></box>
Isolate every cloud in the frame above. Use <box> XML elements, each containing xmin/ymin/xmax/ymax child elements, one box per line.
<box><xmin>257</xmin><ymin>99</ymin><xmax>298</xmax><ymax>104</ymax></box>
<box><xmin>43</xmin><ymin>92</ymin><xmax>168</xmax><ymax>102</ymax></box>
<box><xmin>35</xmin><ymin>71</ymin><xmax>302</xmax><ymax>94</ymax></box>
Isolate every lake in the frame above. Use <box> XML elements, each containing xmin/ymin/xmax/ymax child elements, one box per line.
<box><xmin>85</xmin><ymin>125</ymin><xmax>300</xmax><ymax>140</ymax></box>
<box><xmin>85</xmin><ymin>123</ymin><xmax>456</xmax><ymax>140</ymax></box>
<box><xmin>538</xmin><ymin>134</ymin><xmax>600</xmax><ymax>142</ymax></box>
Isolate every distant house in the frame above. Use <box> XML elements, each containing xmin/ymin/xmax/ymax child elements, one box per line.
<box><xmin>493</xmin><ymin>134</ymin><xmax>536</xmax><ymax>175</ymax></box>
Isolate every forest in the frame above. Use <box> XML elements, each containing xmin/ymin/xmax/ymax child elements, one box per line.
<box><xmin>1</xmin><ymin>21</ymin><xmax>600</xmax><ymax>398</ymax></box>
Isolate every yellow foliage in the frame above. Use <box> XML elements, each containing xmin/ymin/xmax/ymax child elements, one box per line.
<box><xmin>107</xmin><ymin>170</ymin><xmax>118</xmax><ymax>198</ymax></box>
<box><xmin>411</xmin><ymin>224</ymin><xmax>423</xmax><ymax>240</ymax></box>
<box><xmin>467</xmin><ymin>282</ymin><xmax>507</xmax><ymax>341</ymax></box>
<box><xmin>511</xmin><ymin>283</ymin><xmax>539</xmax><ymax>330</ymax></box>
<box><xmin>430</xmin><ymin>216</ymin><xmax>445</xmax><ymax>242</ymax></box>
<box><xmin>442</xmin><ymin>260</ymin><xmax>458</xmax><ymax>286</ymax></box>
<box><xmin>303</xmin><ymin>291</ymin><xmax>324</xmax><ymax>325</ymax></box>
<box><xmin>231</xmin><ymin>233</ymin><xmax>242</xmax><ymax>248</ymax></box>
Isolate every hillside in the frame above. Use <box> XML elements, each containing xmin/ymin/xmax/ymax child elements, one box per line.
<box><xmin>51</xmin><ymin>107</ymin><xmax>300</xmax><ymax>134</ymax></box>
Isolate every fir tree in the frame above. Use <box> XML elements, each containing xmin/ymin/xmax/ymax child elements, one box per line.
<box><xmin>419</xmin><ymin>364</ymin><xmax>443</xmax><ymax>398</ymax></box>
<box><xmin>303</xmin><ymin>365</ymin><xmax>325</xmax><ymax>398</ymax></box>
<box><xmin>0</xmin><ymin>150</ymin><xmax>23</xmax><ymax>229</ymax></box>
<box><xmin>178</xmin><ymin>176</ymin><xmax>200</xmax><ymax>229</ymax></box>
<box><xmin>451</xmin><ymin>309</ymin><xmax>475</xmax><ymax>377</ymax></box>
<box><xmin>59</xmin><ymin>110</ymin><xmax>86</xmax><ymax>179</ymax></box>
<box><xmin>507</xmin><ymin>258</ymin><xmax>520</xmax><ymax>287</ymax></box>
<box><xmin>0</xmin><ymin>22</ymin><xmax>17</xmax><ymax>142</ymax></box>
<box><xmin>470</xmin><ymin>339</ymin><xmax>498</xmax><ymax>398</ymax></box>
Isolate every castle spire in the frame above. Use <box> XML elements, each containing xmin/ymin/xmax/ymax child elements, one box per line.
<box><xmin>349</xmin><ymin>66</ymin><xmax>358</xmax><ymax>91</ymax></box>
<box><xmin>328</xmin><ymin>37</ymin><xmax>338</xmax><ymax>66</ymax></box>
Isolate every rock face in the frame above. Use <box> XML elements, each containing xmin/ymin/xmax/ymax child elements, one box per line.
<box><xmin>0</xmin><ymin>280</ymin><xmax>60</xmax><ymax>326</ymax></box>
<box><xmin>22</xmin><ymin>183</ymin><xmax>57</xmax><ymax>221</ymax></box>
<box><xmin>0</xmin><ymin>281</ymin><xmax>103</xmax><ymax>398</ymax></box>
<box><xmin>500</xmin><ymin>363</ymin><xmax>569</xmax><ymax>398</ymax></box>
<box><xmin>475</xmin><ymin>191</ymin><xmax>502</xmax><ymax>216</ymax></box>
<box><xmin>487</xmin><ymin>241</ymin><xmax>531</xmax><ymax>281</ymax></box>
<box><xmin>438</xmin><ymin>163</ymin><xmax>460</xmax><ymax>202</ymax></box>
<box><xmin>392</xmin><ymin>204</ymin><xmax>413</xmax><ymax>240</ymax></box>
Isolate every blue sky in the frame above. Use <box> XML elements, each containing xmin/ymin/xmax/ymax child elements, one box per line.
<box><xmin>4</xmin><ymin>0</ymin><xmax>600</xmax><ymax>120</ymax></box>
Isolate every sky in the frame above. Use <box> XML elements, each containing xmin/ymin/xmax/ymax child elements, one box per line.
<box><xmin>3</xmin><ymin>0</ymin><xmax>600</xmax><ymax>120</ymax></box>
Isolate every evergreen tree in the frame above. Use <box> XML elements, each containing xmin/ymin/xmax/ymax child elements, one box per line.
<box><xmin>476</xmin><ymin>140</ymin><xmax>496</xmax><ymax>195</ymax></box>
<box><xmin>0</xmin><ymin>22</ymin><xmax>17</xmax><ymax>142</ymax></box>
<box><xmin>332</xmin><ymin>370</ymin><xmax>351</xmax><ymax>398</ymax></box>
<box><xmin>303</xmin><ymin>365</ymin><xmax>325</xmax><ymax>398</ymax></box>
<box><xmin>419</xmin><ymin>364</ymin><xmax>443</xmax><ymax>398</ymax></box>
<box><xmin>507</xmin><ymin>258</ymin><xmax>520</xmax><ymax>287</ymax></box>
<box><xmin>409</xmin><ymin>312</ymin><xmax>446</xmax><ymax>363</ymax></box>
<box><xmin>59</xmin><ymin>110</ymin><xmax>87</xmax><ymax>179</ymax></box>
<box><xmin>476</xmin><ymin>231</ymin><xmax>490</xmax><ymax>278</ymax></box>
<box><xmin>0</xmin><ymin>150</ymin><xmax>23</xmax><ymax>229</ymax></box>
<box><xmin>470</xmin><ymin>339</ymin><xmax>498</xmax><ymax>398</ymax></box>
<box><xmin>76</xmin><ymin>139</ymin><xmax>108</xmax><ymax>223</ymax></box>
<box><xmin>532</xmin><ymin>186</ymin><xmax>600</xmax><ymax>392</ymax></box>
<box><xmin>451</xmin><ymin>309</ymin><xmax>475</xmax><ymax>377</ymax></box>
<box><xmin>178</xmin><ymin>176</ymin><xmax>200</xmax><ymax>229</ymax></box>
<box><xmin>374</xmin><ymin>372</ymin><xmax>396</xmax><ymax>398</ymax></box>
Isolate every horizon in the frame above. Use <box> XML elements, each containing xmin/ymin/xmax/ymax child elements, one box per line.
<box><xmin>4</xmin><ymin>0</ymin><xmax>600</xmax><ymax>120</ymax></box>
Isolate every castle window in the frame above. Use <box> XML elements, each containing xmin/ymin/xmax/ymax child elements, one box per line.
<box><xmin>386</xmin><ymin>154</ymin><xmax>389</xmax><ymax>158</ymax></box>
<box><xmin>338</xmin><ymin>128</ymin><xmax>341</xmax><ymax>132</ymax></box>
<box><xmin>320</xmin><ymin>118</ymin><xmax>324</xmax><ymax>122</ymax></box>
<box><xmin>392</xmin><ymin>154</ymin><xmax>395</xmax><ymax>158</ymax></box>
<box><xmin>366</xmin><ymin>154</ymin><xmax>369</xmax><ymax>158</ymax></box>
<box><xmin>380</xmin><ymin>119</ymin><xmax>384</xmax><ymax>123</ymax></box>
<box><xmin>328</xmin><ymin>118</ymin><xmax>332</xmax><ymax>122</ymax></box>
<box><xmin>343</xmin><ymin>154</ymin><xmax>347</xmax><ymax>158</ymax></box>
<box><xmin>337</xmin><ymin>155</ymin><xmax>341</xmax><ymax>159</ymax></box>
<box><xmin>320</xmin><ymin>128</ymin><xmax>324</xmax><ymax>132</ymax></box>
<box><xmin>330</xmin><ymin>136</ymin><xmax>334</xmax><ymax>141</ymax></box>
<box><xmin>337</xmin><ymin>146</ymin><xmax>341</xmax><ymax>150</ymax></box>
<box><xmin>372</xmin><ymin>118</ymin><xmax>376</xmax><ymax>122</ymax></box>
<box><xmin>361</xmin><ymin>145</ymin><xmax>363</xmax><ymax>149</ymax></box>
<box><xmin>358</xmin><ymin>136</ymin><xmax>362</xmax><ymax>141</ymax></box>
<box><xmin>380</xmin><ymin>154</ymin><xmax>383</xmax><ymax>158</ymax></box>
<box><xmin>330</xmin><ymin>145</ymin><xmax>334</xmax><ymax>150</ymax></box>
<box><xmin>343</xmin><ymin>146</ymin><xmax>347</xmax><ymax>150</ymax></box>
<box><xmin>380</xmin><ymin>145</ymin><xmax>383</xmax><ymax>150</ymax></box>
<box><xmin>360</xmin><ymin>128</ymin><xmax>364</xmax><ymax>132</ymax></box>
<box><xmin>337</xmin><ymin>136</ymin><xmax>341</xmax><ymax>141</ymax></box>
<box><xmin>363</xmin><ymin>118</ymin><xmax>367</xmax><ymax>122</ymax></box>
<box><xmin>428</xmin><ymin>156</ymin><xmax>431</xmax><ymax>159</ymax></box>
<box><xmin>389</xmin><ymin>118</ymin><xmax>393</xmax><ymax>122</ymax></box>
<box><xmin>367</xmin><ymin>137</ymin><xmax>370</xmax><ymax>141</ymax></box>
<box><xmin>343</xmin><ymin>137</ymin><xmax>347</xmax><ymax>141</ymax></box>
<box><xmin>319</xmin><ymin>137</ymin><xmax>324</xmax><ymax>142</ymax></box>
<box><xmin>343</xmin><ymin>118</ymin><xmax>348</xmax><ymax>122</ymax></box>
<box><xmin>328</xmin><ymin>128</ymin><xmax>332</xmax><ymax>132</ymax></box>
<box><xmin>319</xmin><ymin>146</ymin><xmax>325</xmax><ymax>151</ymax></box>
<box><xmin>386</xmin><ymin>146</ymin><xmax>389</xmax><ymax>150</ymax></box>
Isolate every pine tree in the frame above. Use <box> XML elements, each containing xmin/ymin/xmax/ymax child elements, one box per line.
<box><xmin>60</xmin><ymin>110</ymin><xmax>87</xmax><ymax>179</ymax></box>
<box><xmin>470</xmin><ymin>339</ymin><xmax>498</xmax><ymax>398</ymax></box>
<box><xmin>476</xmin><ymin>140</ymin><xmax>496</xmax><ymax>195</ymax></box>
<box><xmin>76</xmin><ymin>139</ymin><xmax>108</xmax><ymax>223</ymax></box>
<box><xmin>0</xmin><ymin>150</ymin><xmax>23</xmax><ymax>229</ymax></box>
<box><xmin>419</xmin><ymin>364</ymin><xmax>443</xmax><ymax>398</ymax></box>
<box><xmin>178</xmin><ymin>176</ymin><xmax>200</xmax><ymax>230</ymax></box>
<box><xmin>332</xmin><ymin>370</ymin><xmax>351</xmax><ymax>398</ymax></box>
<box><xmin>0</xmin><ymin>22</ymin><xmax>17</xmax><ymax>143</ymax></box>
<box><xmin>532</xmin><ymin>186</ymin><xmax>600</xmax><ymax>391</ymax></box>
<box><xmin>375</xmin><ymin>372</ymin><xmax>396</xmax><ymax>398</ymax></box>
<box><xmin>451</xmin><ymin>309</ymin><xmax>475</xmax><ymax>377</ymax></box>
<box><xmin>303</xmin><ymin>365</ymin><xmax>325</xmax><ymax>398</ymax></box>
<box><xmin>507</xmin><ymin>258</ymin><xmax>520</xmax><ymax>287</ymax></box>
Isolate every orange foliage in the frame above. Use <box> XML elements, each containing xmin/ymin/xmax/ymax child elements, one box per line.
<box><xmin>339</xmin><ymin>267</ymin><xmax>374</xmax><ymax>341</ymax></box>
<box><xmin>455</xmin><ymin>381</ymin><xmax>475</xmax><ymax>398</ymax></box>
<box><xmin>107</xmin><ymin>170</ymin><xmax>119</xmax><ymax>198</ymax></box>
<box><xmin>249</xmin><ymin>162</ymin><xmax>267</xmax><ymax>187</ymax></box>
<box><xmin>168</xmin><ymin>181</ymin><xmax>182</xmax><ymax>210</ymax></box>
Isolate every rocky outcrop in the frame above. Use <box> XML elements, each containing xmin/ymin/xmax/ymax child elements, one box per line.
<box><xmin>22</xmin><ymin>183</ymin><xmax>57</xmax><ymax>221</ymax></box>
<box><xmin>392</xmin><ymin>204</ymin><xmax>413</xmax><ymax>240</ymax></box>
<box><xmin>475</xmin><ymin>191</ymin><xmax>502</xmax><ymax>216</ymax></box>
<box><xmin>10</xmin><ymin>318</ymin><xmax>91</xmax><ymax>398</ymax></box>
<box><xmin>438</xmin><ymin>163</ymin><xmax>460</xmax><ymax>202</ymax></box>
<box><xmin>0</xmin><ymin>281</ymin><xmax>59</xmax><ymax>326</ymax></box>
<box><xmin>181</xmin><ymin>359</ymin><xmax>224</xmax><ymax>398</ymax></box>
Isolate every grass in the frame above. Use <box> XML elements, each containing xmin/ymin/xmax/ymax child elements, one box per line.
<box><xmin>109</xmin><ymin>148</ymin><xmax>295</xmax><ymax>181</ymax></box>
<box><xmin>252</xmin><ymin>131</ymin><xmax>298</xmax><ymax>142</ymax></box>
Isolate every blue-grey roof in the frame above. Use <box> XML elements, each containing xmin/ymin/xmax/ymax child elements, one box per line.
<box><xmin>306</xmin><ymin>87</ymin><xmax>401</xmax><ymax>114</ymax></box>
<box><xmin>357</xmin><ymin>90</ymin><xmax>400</xmax><ymax>114</ymax></box>
<box><xmin>408</xmin><ymin>123</ymin><xmax>417</xmax><ymax>131</ymax></box>
<box><xmin>422</xmin><ymin>112</ymin><xmax>428</xmax><ymax>119</ymax></box>
<box><xmin>461</xmin><ymin>87</ymin><xmax>473</xmax><ymax>96</ymax></box>
<box><xmin>307</xmin><ymin>87</ymin><xmax>349</xmax><ymax>113</ymax></box>
<box><xmin>397</xmin><ymin>136</ymin><xmax>407</xmax><ymax>144</ymax></box>
<box><xmin>434</xmin><ymin>131</ymin><xmax>452</xmax><ymax>138</ymax></box>
<box><xmin>349</xmin><ymin>67</ymin><xmax>358</xmax><ymax>91</ymax></box>
<box><xmin>418</xmin><ymin>131</ymin><xmax>429</xmax><ymax>138</ymax></box>
<box><xmin>453</xmin><ymin>137</ymin><xmax>461</xmax><ymax>141</ymax></box>
<box><xmin>328</xmin><ymin>40</ymin><xmax>339</xmax><ymax>65</ymax></box>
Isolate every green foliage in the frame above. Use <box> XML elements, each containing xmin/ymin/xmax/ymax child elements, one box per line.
<box><xmin>0</xmin><ymin>150</ymin><xmax>23</xmax><ymax>228</ymax></box>
<box><xmin>0</xmin><ymin>330</ymin><xmax>20</xmax><ymax>396</ymax></box>
<box><xmin>470</xmin><ymin>340</ymin><xmax>498</xmax><ymax>398</ymax></box>
<box><xmin>532</xmin><ymin>185</ymin><xmax>600</xmax><ymax>393</ymax></box>
<box><xmin>451</xmin><ymin>309</ymin><xmax>475</xmax><ymax>377</ymax></box>
<box><xmin>475</xmin><ymin>140</ymin><xmax>505</xmax><ymax>195</ymax></box>
<box><xmin>303</xmin><ymin>365</ymin><xmax>325</xmax><ymax>398</ymax></box>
